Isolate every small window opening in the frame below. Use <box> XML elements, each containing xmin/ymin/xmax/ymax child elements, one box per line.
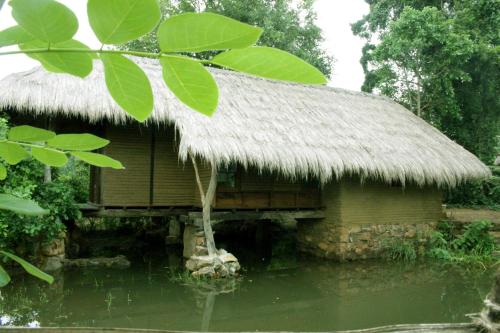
<box><xmin>217</xmin><ymin>164</ymin><xmax>237</xmax><ymax>188</ymax></box>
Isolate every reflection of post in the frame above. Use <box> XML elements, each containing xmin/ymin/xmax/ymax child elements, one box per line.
<box><xmin>201</xmin><ymin>291</ymin><xmax>216</xmax><ymax>332</ymax></box>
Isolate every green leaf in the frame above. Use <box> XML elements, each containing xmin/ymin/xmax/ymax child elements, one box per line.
<box><xmin>71</xmin><ymin>152</ymin><xmax>124</xmax><ymax>169</ymax></box>
<box><xmin>88</xmin><ymin>0</ymin><xmax>161</xmax><ymax>45</ymax></box>
<box><xmin>0</xmin><ymin>164</ymin><xmax>6</xmax><ymax>180</ymax></box>
<box><xmin>0</xmin><ymin>142</ymin><xmax>29</xmax><ymax>165</ymax></box>
<box><xmin>20</xmin><ymin>40</ymin><xmax>93</xmax><ymax>78</ymax></box>
<box><xmin>160</xmin><ymin>56</ymin><xmax>219</xmax><ymax>116</ymax></box>
<box><xmin>9</xmin><ymin>0</ymin><xmax>78</xmax><ymax>43</ymax></box>
<box><xmin>47</xmin><ymin>133</ymin><xmax>109</xmax><ymax>151</ymax></box>
<box><xmin>100</xmin><ymin>54</ymin><xmax>153</xmax><ymax>122</ymax></box>
<box><xmin>31</xmin><ymin>147</ymin><xmax>68</xmax><ymax>167</ymax></box>
<box><xmin>158</xmin><ymin>12</ymin><xmax>263</xmax><ymax>53</ymax></box>
<box><xmin>211</xmin><ymin>46</ymin><xmax>327</xmax><ymax>84</ymax></box>
<box><xmin>1</xmin><ymin>251</ymin><xmax>53</xmax><ymax>284</ymax></box>
<box><xmin>0</xmin><ymin>25</ymin><xmax>34</xmax><ymax>48</ymax></box>
<box><xmin>0</xmin><ymin>264</ymin><xmax>11</xmax><ymax>287</ymax></box>
<box><xmin>0</xmin><ymin>193</ymin><xmax>48</xmax><ymax>215</ymax></box>
<box><xmin>8</xmin><ymin>125</ymin><xmax>55</xmax><ymax>142</ymax></box>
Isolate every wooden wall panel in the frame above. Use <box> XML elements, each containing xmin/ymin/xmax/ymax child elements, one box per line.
<box><xmin>101</xmin><ymin>125</ymin><xmax>151</xmax><ymax>206</ymax></box>
<box><xmin>215</xmin><ymin>168</ymin><xmax>322</xmax><ymax>209</ymax></box>
<box><xmin>339</xmin><ymin>179</ymin><xmax>444</xmax><ymax>225</ymax></box>
<box><xmin>152</xmin><ymin>129</ymin><xmax>197</xmax><ymax>206</ymax></box>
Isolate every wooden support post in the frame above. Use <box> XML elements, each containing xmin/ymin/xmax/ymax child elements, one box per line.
<box><xmin>191</xmin><ymin>155</ymin><xmax>218</xmax><ymax>257</ymax></box>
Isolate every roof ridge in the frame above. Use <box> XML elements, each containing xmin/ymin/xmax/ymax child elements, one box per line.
<box><xmin>130</xmin><ymin>56</ymin><xmax>393</xmax><ymax>104</ymax></box>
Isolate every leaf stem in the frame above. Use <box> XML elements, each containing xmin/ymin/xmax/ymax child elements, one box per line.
<box><xmin>0</xmin><ymin>48</ymin><xmax>190</xmax><ymax>61</ymax></box>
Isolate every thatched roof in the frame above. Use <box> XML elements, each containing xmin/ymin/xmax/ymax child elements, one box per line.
<box><xmin>0</xmin><ymin>58</ymin><xmax>490</xmax><ymax>187</ymax></box>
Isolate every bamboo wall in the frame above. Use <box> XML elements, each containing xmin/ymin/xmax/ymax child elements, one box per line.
<box><xmin>101</xmin><ymin>125</ymin><xmax>152</xmax><ymax>206</ymax></box>
<box><xmin>99</xmin><ymin>125</ymin><xmax>321</xmax><ymax>209</ymax></box>
<box><xmin>321</xmin><ymin>178</ymin><xmax>444</xmax><ymax>226</ymax></box>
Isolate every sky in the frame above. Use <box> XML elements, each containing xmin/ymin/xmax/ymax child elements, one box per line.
<box><xmin>0</xmin><ymin>0</ymin><xmax>369</xmax><ymax>91</ymax></box>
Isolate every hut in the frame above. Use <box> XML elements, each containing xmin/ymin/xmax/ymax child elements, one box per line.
<box><xmin>0</xmin><ymin>58</ymin><xmax>490</xmax><ymax>260</ymax></box>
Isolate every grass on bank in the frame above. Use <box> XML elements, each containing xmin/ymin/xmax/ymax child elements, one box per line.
<box><xmin>382</xmin><ymin>220</ymin><xmax>497</xmax><ymax>265</ymax></box>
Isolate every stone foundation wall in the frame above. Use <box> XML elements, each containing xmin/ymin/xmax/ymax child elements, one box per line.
<box><xmin>297</xmin><ymin>221</ymin><xmax>436</xmax><ymax>261</ymax></box>
<box><xmin>297</xmin><ymin>179</ymin><xmax>443</xmax><ymax>261</ymax></box>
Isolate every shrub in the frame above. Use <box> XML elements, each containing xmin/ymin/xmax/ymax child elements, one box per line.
<box><xmin>445</xmin><ymin>166</ymin><xmax>500</xmax><ymax>210</ymax></box>
<box><xmin>0</xmin><ymin>116</ymin><xmax>85</xmax><ymax>253</ymax></box>
<box><xmin>428</xmin><ymin>220</ymin><xmax>496</xmax><ymax>264</ymax></box>
<box><xmin>0</xmin><ymin>165</ymin><xmax>83</xmax><ymax>252</ymax></box>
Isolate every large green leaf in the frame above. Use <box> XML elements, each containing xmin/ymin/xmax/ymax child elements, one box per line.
<box><xmin>1</xmin><ymin>251</ymin><xmax>53</xmax><ymax>284</ymax></box>
<box><xmin>47</xmin><ymin>134</ymin><xmax>109</xmax><ymax>151</ymax></box>
<box><xmin>20</xmin><ymin>40</ymin><xmax>93</xmax><ymax>78</ymax></box>
<box><xmin>101</xmin><ymin>54</ymin><xmax>154</xmax><ymax>122</ymax></box>
<box><xmin>0</xmin><ymin>142</ymin><xmax>29</xmax><ymax>165</ymax></box>
<box><xmin>0</xmin><ymin>25</ymin><xmax>34</xmax><ymax>48</ymax></box>
<box><xmin>71</xmin><ymin>152</ymin><xmax>124</xmax><ymax>169</ymax></box>
<box><xmin>8</xmin><ymin>125</ymin><xmax>55</xmax><ymax>142</ymax></box>
<box><xmin>0</xmin><ymin>193</ymin><xmax>48</xmax><ymax>215</ymax></box>
<box><xmin>0</xmin><ymin>264</ymin><xmax>11</xmax><ymax>287</ymax></box>
<box><xmin>158</xmin><ymin>12</ymin><xmax>262</xmax><ymax>53</ymax></box>
<box><xmin>160</xmin><ymin>56</ymin><xmax>218</xmax><ymax>116</ymax></box>
<box><xmin>0</xmin><ymin>164</ymin><xmax>6</xmax><ymax>180</ymax></box>
<box><xmin>31</xmin><ymin>147</ymin><xmax>68</xmax><ymax>167</ymax></box>
<box><xmin>211</xmin><ymin>46</ymin><xmax>327</xmax><ymax>84</ymax></box>
<box><xmin>10</xmin><ymin>0</ymin><xmax>78</xmax><ymax>43</ymax></box>
<box><xmin>88</xmin><ymin>0</ymin><xmax>161</xmax><ymax>45</ymax></box>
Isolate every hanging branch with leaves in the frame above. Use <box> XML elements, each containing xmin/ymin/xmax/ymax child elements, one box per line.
<box><xmin>0</xmin><ymin>0</ymin><xmax>326</xmax><ymax>119</ymax></box>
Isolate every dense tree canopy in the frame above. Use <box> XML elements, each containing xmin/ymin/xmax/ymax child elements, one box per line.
<box><xmin>352</xmin><ymin>0</ymin><xmax>499</xmax><ymax>164</ymax></box>
<box><xmin>122</xmin><ymin>0</ymin><xmax>334</xmax><ymax>77</ymax></box>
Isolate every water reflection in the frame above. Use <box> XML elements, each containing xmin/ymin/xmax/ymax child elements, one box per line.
<box><xmin>0</xmin><ymin>253</ymin><xmax>493</xmax><ymax>331</ymax></box>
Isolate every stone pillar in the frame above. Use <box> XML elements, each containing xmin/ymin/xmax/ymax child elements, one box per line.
<box><xmin>165</xmin><ymin>217</ymin><xmax>182</xmax><ymax>245</ymax></box>
<box><xmin>183</xmin><ymin>224</ymin><xmax>206</xmax><ymax>258</ymax></box>
<box><xmin>39</xmin><ymin>233</ymin><xmax>66</xmax><ymax>272</ymax></box>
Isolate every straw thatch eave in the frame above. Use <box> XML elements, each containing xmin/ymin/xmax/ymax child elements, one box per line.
<box><xmin>0</xmin><ymin>58</ymin><xmax>491</xmax><ymax>187</ymax></box>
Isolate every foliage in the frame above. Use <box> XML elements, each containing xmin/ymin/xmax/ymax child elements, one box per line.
<box><xmin>353</xmin><ymin>0</ymin><xmax>499</xmax><ymax>165</ymax></box>
<box><xmin>445</xmin><ymin>166</ymin><xmax>500</xmax><ymax>210</ymax></box>
<box><xmin>365</xmin><ymin>7</ymin><xmax>473</xmax><ymax>119</ymax></box>
<box><xmin>0</xmin><ymin>115</ymin><xmax>116</xmax><ymax>287</ymax></box>
<box><xmin>0</xmin><ymin>123</ymin><xmax>121</xmax><ymax>215</ymax></box>
<box><xmin>0</xmin><ymin>161</ymin><xmax>82</xmax><ymax>250</ymax></box>
<box><xmin>121</xmin><ymin>0</ymin><xmax>334</xmax><ymax>78</ymax></box>
<box><xmin>0</xmin><ymin>251</ymin><xmax>53</xmax><ymax>286</ymax></box>
<box><xmin>381</xmin><ymin>238</ymin><xmax>418</xmax><ymax>262</ymax></box>
<box><xmin>428</xmin><ymin>220</ymin><xmax>497</xmax><ymax>264</ymax></box>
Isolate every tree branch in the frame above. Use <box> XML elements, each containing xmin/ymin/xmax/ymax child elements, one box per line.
<box><xmin>0</xmin><ymin>48</ymin><xmax>199</xmax><ymax>62</ymax></box>
<box><xmin>191</xmin><ymin>154</ymin><xmax>206</xmax><ymax>206</ymax></box>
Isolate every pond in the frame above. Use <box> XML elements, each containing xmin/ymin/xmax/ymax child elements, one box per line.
<box><xmin>0</xmin><ymin>249</ymin><xmax>494</xmax><ymax>331</ymax></box>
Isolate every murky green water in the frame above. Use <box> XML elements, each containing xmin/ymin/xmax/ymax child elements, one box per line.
<box><xmin>0</xmin><ymin>251</ymin><xmax>494</xmax><ymax>331</ymax></box>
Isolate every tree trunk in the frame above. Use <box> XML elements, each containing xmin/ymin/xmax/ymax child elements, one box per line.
<box><xmin>191</xmin><ymin>155</ymin><xmax>217</xmax><ymax>257</ymax></box>
<box><xmin>202</xmin><ymin>166</ymin><xmax>218</xmax><ymax>256</ymax></box>
<box><xmin>416</xmin><ymin>77</ymin><xmax>422</xmax><ymax>118</ymax></box>
<box><xmin>44</xmin><ymin>166</ymin><xmax>52</xmax><ymax>183</ymax></box>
